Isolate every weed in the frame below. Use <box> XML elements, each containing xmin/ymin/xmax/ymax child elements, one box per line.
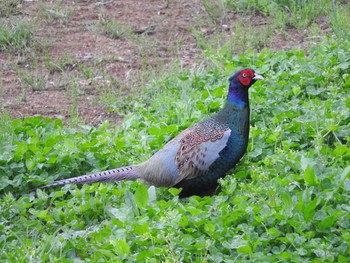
<box><xmin>0</xmin><ymin>21</ymin><xmax>34</xmax><ymax>53</ymax></box>
<box><xmin>68</xmin><ymin>81</ymin><xmax>80</xmax><ymax>126</ymax></box>
<box><xmin>201</xmin><ymin>0</ymin><xmax>227</xmax><ymax>24</ymax></box>
<box><xmin>231</xmin><ymin>19</ymin><xmax>273</xmax><ymax>51</ymax></box>
<box><xmin>0</xmin><ymin>0</ymin><xmax>23</xmax><ymax>17</ymax></box>
<box><xmin>19</xmin><ymin>69</ymin><xmax>48</xmax><ymax>91</ymax></box>
<box><xmin>226</xmin><ymin>0</ymin><xmax>333</xmax><ymax>29</ymax></box>
<box><xmin>92</xmin><ymin>11</ymin><xmax>133</xmax><ymax>40</ymax></box>
<box><xmin>78</xmin><ymin>64</ymin><xmax>95</xmax><ymax>79</ymax></box>
<box><xmin>17</xmin><ymin>51</ymin><xmax>48</xmax><ymax>91</ymax></box>
<box><xmin>331</xmin><ymin>3</ymin><xmax>350</xmax><ymax>40</ymax></box>
<box><xmin>280</xmin><ymin>0</ymin><xmax>332</xmax><ymax>29</ymax></box>
<box><xmin>44</xmin><ymin>51</ymin><xmax>76</xmax><ymax>74</ymax></box>
<box><xmin>0</xmin><ymin>79</ymin><xmax>4</xmax><ymax>112</ymax></box>
<box><xmin>191</xmin><ymin>18</ymin><xmax>273</xmax><ymax>57</ymax></box>
<box><xmin>39</xmin><ymin>1</ymin><xmax>73</xmax><ymax>25</ymax></box>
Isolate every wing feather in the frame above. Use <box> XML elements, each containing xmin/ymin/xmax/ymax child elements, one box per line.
<box><xmin>175</xmin><ymin>125</ymin><xmax>231</xmax><ymax>180</ymax></box>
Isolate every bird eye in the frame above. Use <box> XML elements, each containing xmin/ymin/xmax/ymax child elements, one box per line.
<box><xmin>242</xmin><ymin>73</ymin><xmax>247</xmax><ymax>77</ymax></box>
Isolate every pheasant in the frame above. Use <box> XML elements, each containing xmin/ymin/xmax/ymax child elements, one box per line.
<box><xmin>43</xmin><ymin>69</ymin><xmax>263</xmax><ymax>197</ymax></box>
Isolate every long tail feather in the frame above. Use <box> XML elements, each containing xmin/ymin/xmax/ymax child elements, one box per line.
<box><xmin>42</xmin><ymin>166</ymin><xmax>139</xmax><ymax>188</ymax></box>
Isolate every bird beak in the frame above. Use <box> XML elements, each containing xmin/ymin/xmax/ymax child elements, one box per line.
<box><xmin>252</xmin><ymin>73</ymin><xmax>264</xmax><ymax>80</ymax></box>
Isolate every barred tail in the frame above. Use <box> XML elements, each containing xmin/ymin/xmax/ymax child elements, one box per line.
<box><xmin>42</xmin><ymin>166</ymin><xmax>139</xmax><ymax>188</ymax></box>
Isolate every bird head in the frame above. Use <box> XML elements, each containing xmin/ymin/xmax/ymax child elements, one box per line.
<box><xmin>227</xmin><ymin>69</ymin><xmax>264</xmax><ymax>105</ymax></box>
<box><xmin>230</xmin><ymin>68</ymin><xmax>264</xmax><ymax>88</ymax></box>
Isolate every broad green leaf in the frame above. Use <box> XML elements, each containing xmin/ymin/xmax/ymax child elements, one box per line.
<box><xmin>113</xmin><ymin>239</ymin><xmax>130</xmax><ymax>258</ymax></box>
<box><xmin>204</xmin><ymin>223</ymin><xmax>215</xmax><ymax>233</ymax></box>
<box><xmin>147</xmin><ymin>185</ymin><xmax>157</xmax><ymax>202</ymax></box>
<box><xmin>318</xmin><ymin>216</ymin><xmax>335</xmax><ymax>229</ymax></box>
<box><xmin>168</xmin><ymin>187</ymin><xmax>182</xmax><ymax>196</ymax></box>
<box><xmin>237</xmin><ymin>245</ymin><xmax>252</xmax><ymax>255</ymax></box>
<box><xmin>134</xmin><ymin>184</ymin><xmax>149</xmax><ymax>208</ymax></box>
<box><xmin>281</xmin><ymin>191</ymin><xmax>294</xmax><ymax>212</ymax></box>
<box><xmin>300</xmin><ymin>156</ymin><xmax>315</xmax><ymax>171</ymax></box>
<box><xmin>304</xmin><ymin>197</ymin><xmax>318</xmax><ymax>221</ymax></box>
<box><xmin>304</xmin><ymin>165</ymin><xmax>317</xmax><ymax>186</ymax></box>
<box><xmin>147</xmin><ymin>126</ymin><xmax>160</xmax><ymax>135</ymax></box>
<box><xmin>133</xmin><ymin>222</ymin><xmax>150</xmax><ymax>236</ymax></box>
<box><xmin>96</xmin><ymin>249</ymin><xmax>115</xmax><ymax>257</ymax></box>
<box><xmin>268</xmin><ymin>227</ymin><xmax>281</xmax><ymax>237</ymax></box>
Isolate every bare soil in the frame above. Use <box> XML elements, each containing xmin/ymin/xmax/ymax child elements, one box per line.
<box><xmin>0</xmin><ymin>0</ymin><xmax>330</xmax><ymax>125</ymax></box>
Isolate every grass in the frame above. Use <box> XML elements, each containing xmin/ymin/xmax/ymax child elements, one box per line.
<box><xmin>0</xmin><ymin>0</ymin><xmax>350</xmax><ymax>261</ymax></box>
<box><xmin>92</xmin><ymin>12</ymin><xmax>134</xmax><ymax>40</ymax></box>
<box><xmin>43</xmin><ymin>51</ymin><xmax>75</xmax><ymax>74</ymax></box>
<box><xmin>68</xmin><ymin>81</ymin><xmax>81</xmax><ymax>126</ymax></box>
<box><xmin>194</xmin><ymin>0</ymin><xmax>346</xmax><ymax>59</ymax></box>
<box><xmin>224</xmin><ymin>0</ymin><xmax>332</xmax><ymax>29</ymax></box>
<box><xmin>330</xmin><ymin>3</ymin><xmax>350</xmax><ymax>40</ymax></box>
<box><xmin>19</xmin><ymin>68</ymin><xmax>48</xmax><ymax>91</ymax></box>
<box><xmin>0</xmin><ymin>0</ymin><xmax>23</xmax><ymax>17</ymax></box>
<box><xmin>201</xmin><ymin>0</ymin><xmax>227</xmax><ymax>24</ymax></box>
<box><xmin>39</xmin><ymin>1</ymin><xmax>73</xmax><ymax>25</ymax></box>
<box><xmin>0</xmin><ymin>21</ymin><xmax>34</xmax><ymax>53</ymax></box>
<box><xmin>0</xmin><ymin>79</ymin><xmax>3</xmax><ymax>112</ymax></box>
<box><xmin>273</xmin><ymin>0</ymin><xmax>332</xmax><ymax>29</ymax></box>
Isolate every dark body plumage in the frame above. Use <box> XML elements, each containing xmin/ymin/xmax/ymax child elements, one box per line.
<box><xmin>43</xmin><ymin>69</ymin><xmax>263</xmax><ymax>198</ymax></box>
<box><xmin>174</xmin><ymin>101</ymin><xmax>250</xmax><ymax>197</ymax></box>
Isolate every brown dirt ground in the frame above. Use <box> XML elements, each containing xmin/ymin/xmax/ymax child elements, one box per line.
<box><xmin>0</xmin><ymin>0</ymin><xmax>330</xmax><ymax>126</ymax></box>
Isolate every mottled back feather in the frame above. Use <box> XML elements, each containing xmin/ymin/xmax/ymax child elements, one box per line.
<box><xmin>175</xmin><ymin>120</ymin><xmax>231</xmax><ymax>180</ymax></box>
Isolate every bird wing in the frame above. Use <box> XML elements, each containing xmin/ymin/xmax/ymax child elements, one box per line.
<box><xmin>174</xmin><ymin>123</ymin><xmax>231</xmax><ymax>181</ymax></box>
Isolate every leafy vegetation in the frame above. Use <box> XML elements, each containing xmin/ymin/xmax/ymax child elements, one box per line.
<box><xmin>1</xmin><ymin>34</ymin><xmax>350</xmax><ymax>261</ymax></box>
<box><xmin>1</xmin><ymin>0</ymin><xmax>350</xmax><ymax>262</ymax></box>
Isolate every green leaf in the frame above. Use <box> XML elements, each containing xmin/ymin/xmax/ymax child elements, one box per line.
<box><xmin>147</xmin><ymin>126</ymin><xmax>160</xmax><ymax>135</ymax></box>
<box><xmin>237</xmin><ymin>245</ymin><xmax>252</xmax><ymax>255</ymax></box>
<box><xmin>304</xmin><ymin>165</ymin><xmax>317</xmax><ymax>186</ymax></box>
<box><xmin>204</xmin><ymin>223</ymin><xmax>215</xmax><ymax>234</ymax></box>
<box><xmin>338</xmin><ymin>255</ymin><xmax>348</xmax><ymax>263</ymax></box>
<box><xmin>0</xmin><ymin>176</ymin><xmax>11</xmax><ymax>190</ymax></box>
<box><xmin>318</xmin><ymin>216</ymin><xmax>335</xmax><ymax>229</ymax></box>
<box><xmin>96</xmin><ymin>249</ymin><xmax>115</xmax><ymax>257</ymax></box>
<box><xmin>304</xmin><ymin>197</ymin><xmax>318</xmax><ymax>221</ymax></box>
<box><xmin>147</xmin><ymin>185</ymin><xmax>157</xmax><ymax>202</ymax></box>
<box><xmin>113</xmin><ymin>239</ymin><xmax>130</xmax><ymax>258</ymax></box>
<box><xmin>301</xmin><ymin>156</ymin><xmax>315</xmax><ymax>171</ymax></box>
<box><xmin>340</xmin><ymin>166</ymin><xmax>350</xmax><ymax>182</ymax></box>
<box><xmin>134</xmin><ymin>184</ymin><xmax>149</xmax><ymax>209</ymax></box>
<box><xmin>334</xmin><ymin>144</ymin><xmax>349</xmax><ymax>156</ymax></box>
<box><xmin>268</xmin><ymin>227</ymin><xmax>281</xmax><ymax>237</ymax></box>
<box><xmin>169</xmin><ymin>187</ymin><xmax>182</xmax><ymax>196</ymax></box>
<box><xmin>133</xmin><ymin>223</ymin><xmax>149</xmax><ymax>235</ymax></box>
<box><xmin>281</xmin><ymin>191</ymin><xmax>294</xmax><ymax>212</ymax></box>
<box><xmin>29</xmin><ymin>208</ymin><xmax>48</xmax><ymax>219</ymax></box>
<box><xmin>14</xmin><ymin>142</ymin><xmax>28</xmax><ymax>158</ymax></box>
<box><xmin>343</xmin><ymin>178</ymin><xmax>350</xmax><ymax>192</ymax></box>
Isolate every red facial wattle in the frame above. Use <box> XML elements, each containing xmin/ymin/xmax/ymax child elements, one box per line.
<box><xmin>238</xmin><ymin>69</ymin><xmax>255</xmax><ymax>86</ymax></box>
<box><xmin>239</xmin><ymin>77</ymin><xmax>251</xmax><ymax>86</ymax></box>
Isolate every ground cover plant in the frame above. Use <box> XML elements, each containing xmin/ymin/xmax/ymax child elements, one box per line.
<box><xmin>1</xmin><ymin>0</ymin><xmax>350</xmax><ymax>262</ymax></box>
<box><xmin>1</xmin><ymin>36</ymin><xmax>350</xmax><ymax>262</ymax></box>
